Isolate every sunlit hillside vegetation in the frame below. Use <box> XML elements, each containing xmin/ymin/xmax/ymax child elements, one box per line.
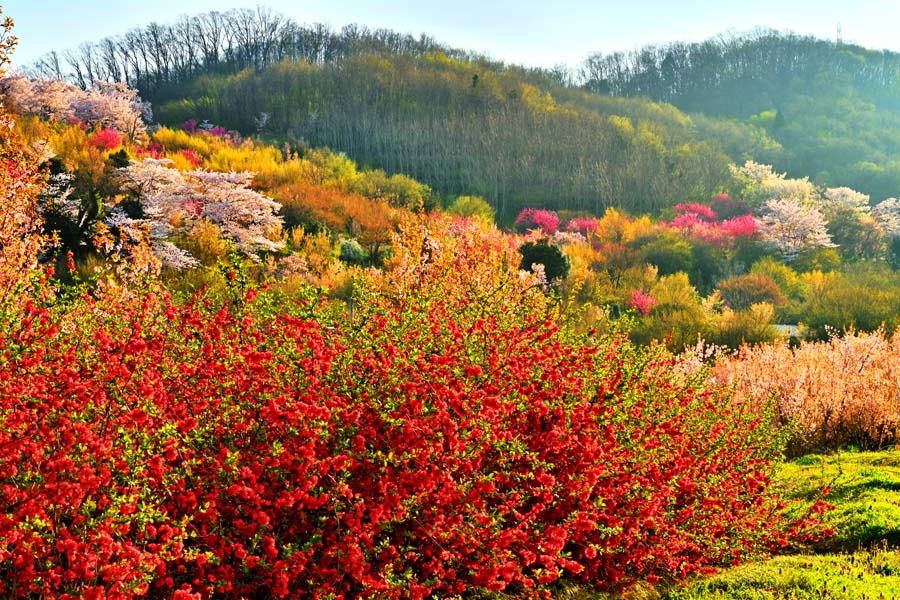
<box><xmin>11</xmin><ymin>5</ymin><xmax>900</xmax><ymax>599</ymax></box>
<box><xmin>34</xmin><ymin>9</ymin><xmax>900</xmax><ymax>221</ymax></box>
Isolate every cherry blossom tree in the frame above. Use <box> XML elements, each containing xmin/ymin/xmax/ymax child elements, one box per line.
<box><xmin>873</xmin><ymin>198</ymin><xmax>900</xmax><ymax>237</ymax></box>
<box><xmin>731</xmin><ymin>161</ymin><xmax>819</xmax><ymax>208</ymax></box>
<box><xmin>0</xmin><ymin>74</ymin><xmax>151</xmax><ymax>140</ymax></box>
<box><xmin>821</xmin><ymin>186</ymin><xmax>870</xmax><ymax>213</ymax></box>
<box><xmin>755</xmin><ymin>197</ymin><xmax>836</xmax><ymax>262</ymax></box>
<box><xmin>117</xmin><ymin>158</ymin><xmax>284</xmax><ymax>268</ymax></box>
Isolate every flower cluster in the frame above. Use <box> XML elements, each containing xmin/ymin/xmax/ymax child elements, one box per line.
<box><xmin>627</xmin><ymin>288</ymin><xmax>657</xmax><ymax>315</ymax></box>
<box><xmin>515</xmin><ymin>208</ymin><xmax>560</xmax><ymax>235</ymax></box>
<box><xmin>87</xmin><ymin>127</ymin><xmax>123</xmax><ymax>151</ymax></box>
<box><xmin>667</xmin><ymin>203</ymin><xmax>757</xmax><ymax>245</ymax></box>
<box><xmin>0</xmin><ymin>278</ymin><xmax>825</xmax><ymax>598</ymax></box>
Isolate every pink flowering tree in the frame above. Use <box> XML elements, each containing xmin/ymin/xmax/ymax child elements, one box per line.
<box><xmin>0</xmin><ymin>74</ymin><xmax>151</xmax><ymax>140</ymax></box>
<box><xmin>627</xmin><ymin>289</ymin><xmax>657</xmax><ymax>316</ymax></box>
<box><xmin>708</xmin><ymin>194</ymin><xmax>752</xmax><ymax>220</ymax></box>
<box><xmin>515</xmin><ymin>208</ymin><xmax>560</xmax><ymax>235</ymax></box>
<box><xmin>564</xmin><ymin>216</ymin><xmax>601</xmax><ymax>236</ymax></box>
<box><xmin>667</xmin><ymin>202</ymin><xmax>757</xmax><ymax>245</ymax></box>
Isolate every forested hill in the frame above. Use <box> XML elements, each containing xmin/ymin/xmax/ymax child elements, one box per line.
<box><xmin>29</xmin><ymin>9</ymin><xmax>900</xmax><ymax>218</ymax></box>
<box><xmin>580</xmin><ymin>30</ymin><xmax>900</xmax><ymax>200</ymax></box>
<box><xmin>157</xmin><ymin>55</ymin><xmax>744</xmax><ymax>218</ymax></box>
<box><xmin>25</xmin><ymin>7</ymin><xmax>752</xmax><ymax>219</ymax></box>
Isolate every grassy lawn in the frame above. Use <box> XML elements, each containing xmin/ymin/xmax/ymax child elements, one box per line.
<box><xmin>558</xmin><ymin>449</ymin><xmax>900</xmax><ymax>599</ymax></box>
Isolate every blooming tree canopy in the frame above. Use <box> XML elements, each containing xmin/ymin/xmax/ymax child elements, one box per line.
<box><xmin>873</xmin><ymin>198</ymin><xmax>900</xmax><ymax>237</ymax></box>
<box><xmin>755</xmin><ymin>197</ymin><xmax>836</xmax><ymax>262</ymax></box>
<box><xmin>0</xmin><ymin>74</ymin><xmax>151</xmax><ymax>140</ymax></box>
<box><xmin>821</xmin><ymin>186</ymin><xmax>870</xmax><ymax>213</ymax></box>
<box><xmin>731</xmin><ymin>161</ymin><xmax>819</xmax><ymax>209</ymax></box>
<box><xmin>116</xmin><ymin>158</ymin><xmax>284</xmax><ymax>267</ymax></box>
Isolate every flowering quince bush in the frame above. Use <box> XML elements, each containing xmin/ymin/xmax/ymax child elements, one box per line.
<box><xmin>0</xmin><ymin>259</ymin><xmax>830</xmax><ymax>599</ymax></box>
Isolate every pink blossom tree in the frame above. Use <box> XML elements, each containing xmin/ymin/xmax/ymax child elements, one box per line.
<box><xmin>0</xmin><ymin>74</ymin><xmax>151</xmax><ymax>140</ymax></box>
<box><xmin>515</xmin><ymin>208</ymin><xmax>560</xmax><ymax>235</ymax></box>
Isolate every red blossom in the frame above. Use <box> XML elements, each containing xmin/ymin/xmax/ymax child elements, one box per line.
<box><xmin>179</xmin><ymin>149</ymin><xmax>201</xmax><ymax>167</ymax></box>
<box><xmin>88</xmin><ymin>127</ymin><xmax>122</xmax><ymax>151</ymax></box>
<box><xmin>0</xmin><ymin>283</ymin><xmax>826</xmax><ymax>598</ymax></box>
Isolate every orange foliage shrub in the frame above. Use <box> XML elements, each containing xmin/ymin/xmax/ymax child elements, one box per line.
<box><xmin>0</xmin><ymin>105</ymin><xmax>48</xmax><ymax>305</ymax></box>
<box><xmin>714</xmin><ymin>330</ymin><xmax>900</xmax><ymax>455</ymax></box>
<box><xmin>274</xmin><ymin>182</ymin><xmax>397</xmax><ymax>260</ymax></box>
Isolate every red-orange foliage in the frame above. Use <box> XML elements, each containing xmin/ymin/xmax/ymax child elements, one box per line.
<box><xmin>275</xmin><ymin>182</ymin><xmax>397</xmax><ymax>259</ymax></box>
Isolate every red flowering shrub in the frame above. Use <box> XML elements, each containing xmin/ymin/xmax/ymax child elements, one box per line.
<box><xmin>0</xmin><ymin>277</ymin><xmax>826</xmax><ymax>598</ymax></box>
<box><xmin>515</xmin><ymin>208</ymin><xmax>560</xmax><ymax>235</ymax></box>
<box><xmin>179</xmin><ymin>149</ymin><xmax>201</xmax><ymax>167</ymax></box>
<box><xmin>137</xmin><ymin>142</ymin><xmax>163</xmax><ymax>159</ymax></box>
<box><xmin>88</xmin><ymin>128</ymin><xmax>123</xmax><ymax>151</ymax></box>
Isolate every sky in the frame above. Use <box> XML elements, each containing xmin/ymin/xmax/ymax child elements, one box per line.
<box><xmin>4</xmin><ymin>0</ymin><xmax>899</xmax><ymax>71</ymax></box>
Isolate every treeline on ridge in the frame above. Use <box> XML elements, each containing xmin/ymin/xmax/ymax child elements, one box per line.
<box><xmin>581</xmin><ymin>30</ymin><xmax>900</xmax><ymax>200</ymax></box>
<box><xmin>38</xmin><ymin>9</ymin><xmax>900</xmax><ymax>218</ymax></box>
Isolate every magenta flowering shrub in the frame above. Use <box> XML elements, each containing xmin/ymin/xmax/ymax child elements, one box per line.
<box><xmin>88</xmin><ymin>128</ymin><xmax>123</xmax><ymax>151</ymax></box>
<box><xmin>515</xmin><ymin>208</ymin><xmax>560</xmax><ymax>235</ymax></box>
<box><xmin>709</xmin><ymin>194</ymin><xmax>752</xmax><ymax>220</ymax></box>
<box><xmin>627</xmin><ymin>288</ymin><xmax>657</xmax><ymax>315</ymax></box>
<box><xmin>565</xmin><ymin>216</ymin><xmax>601</xmax><ymax>235</ymax></box>
<box><xmin>668</xmin><ymin>202</ymin><xmax>758</xmax><ymax>245</ymax></box>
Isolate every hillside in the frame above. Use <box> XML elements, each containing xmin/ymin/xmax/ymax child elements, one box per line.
<box><xmin>582</xmin><ymin>30</ymin><xmax>900</xmax><ymax>200</ymax></box>
<box><xmin>26</xmin><ymin>8</ymin><xmax>758</xmax><ymax>219</ymax></box>
<box><xmin>31</xmin><ymin>12</ymin><xmax>900</xmax><ymax>216</ymax></box>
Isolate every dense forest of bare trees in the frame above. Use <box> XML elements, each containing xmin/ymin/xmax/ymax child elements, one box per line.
<box><xmin>157</xmin><ymin>54</ymin><xmax>732</xmax><ymax>217</ymax></box>
<box><xmin>28</xmin><ymin>7</ymin><xmax>495</xmax><ymax>100</ymax></box>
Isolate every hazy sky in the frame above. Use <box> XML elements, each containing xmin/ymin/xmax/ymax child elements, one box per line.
<box><xmin>5</xmin><ymin>0</ymin><xmax>898</xmax><ymax>70</ymax></box>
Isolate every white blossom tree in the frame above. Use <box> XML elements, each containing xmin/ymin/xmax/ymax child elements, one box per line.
<box><xmin>731</xmin><ymin>161</ymin><xmax>820</xmax><ymax>209</ymax></box>
<box><xmin>756</xmin><ymin>197</ymin><xmax>836</xmax><ymax>262</ymax></box>
<box><xmin>821</xmin><ymin>186</ymin><xmax>870</xmax><ymax>213</ymax></box>
<box><xmin>116</xmin><ymin>158</ymin><xmax>284</xmax><ymax>268</ymax></box>
<box><xmin>872</xmin><ymin>198</ymin><xmax>900</xmax><ymax>238</ymax></box>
